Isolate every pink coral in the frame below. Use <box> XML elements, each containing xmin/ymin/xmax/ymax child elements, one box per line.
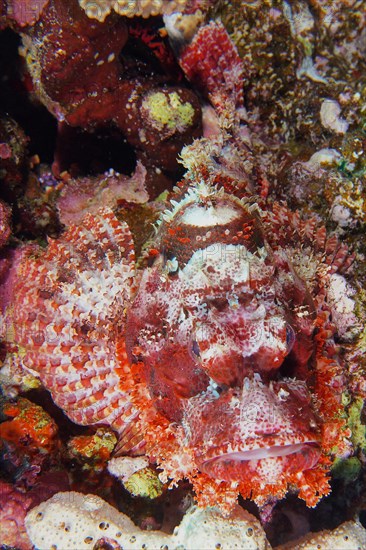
<box><xmin>179</xmin><ymin>21</ymin><xmax>244</xmax><ymax>112</ymax></box>
<box><xmin>0</xmin><ymin>481</ymin><xmax>33</xmax><ymax>549</ymax></box>
<box><xmin>56</xmin><ymin>162</ymin><xmax>149</xmax><ymax>226</ymax></box>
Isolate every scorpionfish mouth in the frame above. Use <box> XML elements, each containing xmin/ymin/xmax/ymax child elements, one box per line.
<box><xmin>183</xmin><ymin>376</ymin><xmax>321</xmax><ymax>483</ymax></box>
<box><xmin>200</xmin><ymin>441</ymin><xmax>321</xmax><ymax>483</ymax></box>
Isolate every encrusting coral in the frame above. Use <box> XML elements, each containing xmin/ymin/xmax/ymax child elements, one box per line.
<box><xmin>0</xmin><ymin>117</ymin><xmax>28</xmax><ymax>201</ymax></box>
<box><xmin>79</xmin><ymin>0</ymin><xmax>188</xmax><ymax>23</ymax></box>
<box><xmin>276</xmin><ymin>519</ymin><xmax>366</xmax><ymax>550</ymax></box>
<box><xmin>16</xmin><ymin>0</ymin><xmax>203</xmax><ymax>194</ymax></box>
<box><xmin>0</xmin><ymin>481</ymin><xmax>34</xmax><ymax>549</ymax></box>
<box><xmin>107</xmin><ymin>455</ymin><xmax>164</xmax><ymax>498</ymax></box>
<box><xmin>23</xmin><ymin>491</ymin><xmax>366</xmax><ymax>550</ymax></box>
<box><xmin>0</xmin><ymin>200</ymin><xmax>11</xmax><ymax>249</ymax></box>
<box><xmin>67</xmin><ymin>428</ymin><xmax>117</xmax><ymax>472</ymax></box>
<box><xmin>0</xmin><ymin>397</ymin><xmax>59</xmax><ymax>454</ymax></box>
<box><xmin>25</xmin><ymin>491</ymin><xmax>270</xmax><ymax>550</ymax></box>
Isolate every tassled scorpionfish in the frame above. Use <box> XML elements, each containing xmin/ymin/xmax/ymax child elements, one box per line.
<box><xmin>0</xmin><ymin>23</ymin><xmax>355</xmax><ymax>512</ymax></box>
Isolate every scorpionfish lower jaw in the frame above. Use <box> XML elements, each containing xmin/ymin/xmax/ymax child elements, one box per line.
<box><xmin>200</xmin><ymin>442</ymin><xmax>321</xmax><ymax>483</ymax></box>
<box><xmin>182</xmin><ymin>375</ymin><xmax>321</xmax><ymax>482</ymax></box>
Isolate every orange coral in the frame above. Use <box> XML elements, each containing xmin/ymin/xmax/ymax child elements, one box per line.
<box><xmin>0</xmin><ymin>397</ymin><xmax>58</xmax><ymax>453</ymax></box>
<box><xmin>67</xmin><ymin>428</ymin><xmax>117</xmax><ymax>471</ymax></box>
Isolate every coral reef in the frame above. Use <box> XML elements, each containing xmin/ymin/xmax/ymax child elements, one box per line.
<box><xmin>23</xmin><ymin>491</ymin><xmax>366</xmax><ymax>549</ymax></box>
<box><xmin>0</xmin><ymin>397</ymin><xmax>59</xmax><ymax>454</ymax></box>
<box><xmin>107</xmin><ymin>456</ymin><xmax>163</xmax><ymax>498</ymax></box>
<box><xmin>0</xmin><ymin>0</ymin><xmax>365</xmax><ymax>547</ymax></box>
<box><xmin>0</xmin><ymin>116</ymin><xmax>28</xmax><ymax>201</ymax></box>
<box><xmin>179</xmin><ymin>20</ymin><xmax>244</xmax><ymax>114</ymax></box>
<box><xmin>79</xmin><ymin>0</ymin><xmax>187</xmax><ymax>23</ymax></box>
<box><xmin>17</xmin><ymin>0</ymin><xmax>203</xmax><ymax>193</ymax></box>
<box><xmin>220</xmin><ymin>0</ymin><xmax>366</xmax><ymax>143</ymax></box>
<box><xmin>67</xmin><ymin>428</ymin><xmax>117</xmax><ymax>472</ymax></box>
<box><xmin>2</xmin><ymin>0</ymin><xmax>50</xmax><ymax>26</ymax></box>
<box><xmin>0</xmin><ymin>396</ymin><xmax>63</xmax><ymax>496</ymax></box>
<box><xmin>14</xmin><ymin>169</ymin><xmax>63</xmax><ymax>239</ymax></box>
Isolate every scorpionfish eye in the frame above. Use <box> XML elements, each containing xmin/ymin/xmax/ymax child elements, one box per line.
<box><xmin>158</xmin><ymin>186</ymin><xmax>265</xmax><ymax>267</ymax></box>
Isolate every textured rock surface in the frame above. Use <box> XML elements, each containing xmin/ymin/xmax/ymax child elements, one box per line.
<box><xmin>277</xmin><ymin>519</ymin><xmax>366</xmax><ymax>549</ymax></box>
<box><xmin>25</xmin><ymin>491</ymin><xmax>270</xmax><ymax>550</ymax></box>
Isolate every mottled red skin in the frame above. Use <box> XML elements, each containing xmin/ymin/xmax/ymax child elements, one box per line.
<box><xmin>126</xmin><ymin>192</ymin><xmax>315</xmax><ymax>420</ymax></box>
<box><xmin>184</xmin><ymin>381</ymin><xmax>321</xmax><ymax>482</ymax></box>
<box><xmin>122</xmin><ymin>176</ymin><xmax>353</xmax><ymax>509</ymax></box>
<box><xmin>2</xmin><ymin>194</ymin><xmax>352</xmax><ymax>510</ymax></box>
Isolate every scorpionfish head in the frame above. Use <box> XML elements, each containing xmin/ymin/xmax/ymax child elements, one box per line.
<box><xmin>126</xmin><ymin>182</ymin><xmax>318</xmax><ymax>426</ymax></box>
<box><xmin>182</xmin><ymin>376</ymin><xmax>321</xmax><ymax>484</ymax></box>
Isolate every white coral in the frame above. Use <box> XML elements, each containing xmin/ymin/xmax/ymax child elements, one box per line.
<box><xmin>79</xmin><ymin>0</ymin><xmax>187</xmax><ymax>23</ymax></box>
<box><xmin>326</xmin><ymin>273</ymin><xmax>360</xmax><ymax>340</ymax></box>
<box><xmin>277</xmin><ymin>520</ymin><xmax>366</xmax><ymax>549</ymax></box>
<box><xmin>107</xmin><ymin>456</ymin><xmax>149</xmax><ymax>482</ymax></box>
<box><xmin>320</xmin><ymin>99</ymin><xmax>349</xmax><ymax>134</ymax></box>
<box><xmin>25</xmin><ymin>492</ymin><xmax>269</xmax><ymax>550</ymax></box>
<box><xmin>24</xmin><ymin>491</ymin><xmax>366</xmax><ymax>550</ymax></box>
